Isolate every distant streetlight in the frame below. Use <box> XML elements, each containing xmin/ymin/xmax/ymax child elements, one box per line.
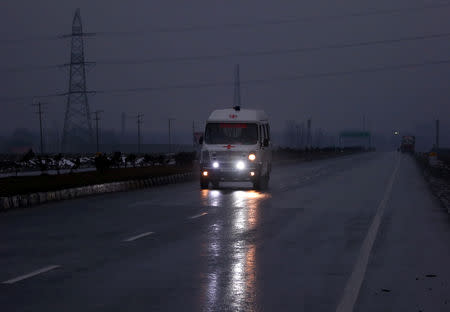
<box><xmin>394</xmin><ymin>131</ymin><xmax>399</xmax><ymax>135</ymax></box>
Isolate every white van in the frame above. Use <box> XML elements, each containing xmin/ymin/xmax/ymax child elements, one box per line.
<box><xmin>199</xmin><ymin>106</ymin><xmax>272</xmax><ymax>190</ymax></box>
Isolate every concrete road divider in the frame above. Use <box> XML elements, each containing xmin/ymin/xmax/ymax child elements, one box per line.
<box><xmin>0</xmin><ymin>172</ymin><xmax>194</xmax><ymax>212</ymax></box>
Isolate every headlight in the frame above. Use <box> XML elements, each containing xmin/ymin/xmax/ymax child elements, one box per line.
<box><xmin>212</xmin><ymin>161</ymin><xmax>219</xmax><ymax>168</ymax></box>
<box><xmin>248</xmin><ymin>153</ymin><xmax>256</xmax><ymax>161</ymax></box>
<box><xmin>236</xmin><ymin>161</ymin><xmax>245</xmax><ymax>170</ymax></box>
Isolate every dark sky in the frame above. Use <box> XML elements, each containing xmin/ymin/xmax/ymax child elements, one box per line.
<box><xmin>1</xmin><ymin>0</ymin><xmax>449</xmax><ymax>146</ymax></box>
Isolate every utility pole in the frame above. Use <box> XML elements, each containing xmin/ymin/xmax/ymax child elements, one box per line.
<box><xmin>317</xmin><ymin>128</ymin><xmax>322</xmax><ymax>148</ymax></box>
<box><xmin>121</xmin><ymin>112</ymin><xmax>126</xmax><ymax>140</ymax></box>
<box><xmin>307</xmin><ymin>119</ymin><xmax>312</xmax><ymax>148</ymax></box>
<box><xmin>300</xmin><ymin>123</ymin><xmax>305</xmax><ymax>148</ymax></box>
<box><xmin>93</xmin><ymin>110</ymin><xmax>103</xmax><ymax>153</ymax></box>
<box><xmin>436</xmin><ymin>119</ymin><xmax>440</xmax><ymax>149</ymax></box>
<box><xmin>32</xmin><ymin>101</ymin><xmax>46</xmax><ymax>155</ymax></box>
<box><xmin>168</xmin><ymin>118</ymin><xmax>175</xmax><ymax>153</ymax></box>
<box><xmin>137</xmin><ymin>113</ymin><xmax>143</xmax><ymax>154</ymax></box>
<box><xmin>295</xmin><ymin>124</ymin><xmax>300</xmax><ymax>148</ymax></box>
<box><xmin>53</xmin><ymin>120</ymin><xmax>60</xmax><ymax>154</ymax></box>
<box><xmin>192</xmin><ymin>120</ymin><xmax>195</xmax><ymax>148</ymax></box>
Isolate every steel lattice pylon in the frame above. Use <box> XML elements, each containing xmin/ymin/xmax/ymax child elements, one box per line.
<box><xmin>233</xmin><ymin>64</ymin><xmax>241</xmax><ymax>108</ymax></box>
<box><xmin>61</xmin><ymin>8</ymin><xmax>94</xmax><ymax>152</ymax></box>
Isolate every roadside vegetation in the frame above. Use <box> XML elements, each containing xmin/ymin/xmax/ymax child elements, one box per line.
<box><xmin>0</xmin><ymin>151</ymin><xmax>196</xmax><ymax>197</ymax></box>
<box><xmin>415</xmin><ymin>148</ymin><xmax>450</xmax><ymax>212</ymax></box>
<box><xmin>415</xmin><ymin>148</ymin><xmax>450</xmax><ymax>181</ymax></box>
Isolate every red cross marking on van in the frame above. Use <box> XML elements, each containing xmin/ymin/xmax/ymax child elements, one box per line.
<box><xmin>224</xmin><ymin>144</ymin><xmax>235</xmax><ymax>150</ymax></box>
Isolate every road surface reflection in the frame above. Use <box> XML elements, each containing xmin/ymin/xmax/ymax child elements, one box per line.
<box><xmin>200</xmin><ymin>189</ymin><xmax>269</xmax><ymax>311</ymax></box>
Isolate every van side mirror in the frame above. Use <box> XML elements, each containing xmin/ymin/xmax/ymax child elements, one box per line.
<box><xmin>263</xmin><ymin>138</ymin><xmax>269</xmax><ymax>147</ymax></box>
<box><xmin>199</xmin><ymin>136</ymin><xmax>204</xmax><ymax>145</ymax></box>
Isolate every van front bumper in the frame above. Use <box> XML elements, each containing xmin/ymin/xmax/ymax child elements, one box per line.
<box><xmin>201</xmin><ymin>165</ymin><xmax>260</xmax><ymax>182</ymax></box>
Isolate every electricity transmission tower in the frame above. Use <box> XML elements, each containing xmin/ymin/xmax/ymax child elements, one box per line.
<box><xmin>233</xmin><ymin>64</ymin><xmax>241</xmax><ymax>108</ymax></box>
<box><xmin>61</xmin><ymin>8</ymin><xmax>95</xmax><ymax>152</ymax></box>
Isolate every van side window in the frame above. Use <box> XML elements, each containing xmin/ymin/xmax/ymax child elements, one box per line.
<box><xmin>259</xmin><ymin>125</ymin><xmax>265</xmax><ymax>142</ymax></box>
<box><xmin>266</xmin><ymin>124</ymin><xmax>271</xmax><ymax>141</ymax></box>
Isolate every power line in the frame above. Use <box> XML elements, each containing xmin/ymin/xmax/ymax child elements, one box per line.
<box><xmin>0</xmin><ymin>35</ymin><xmax>60</xmax><ymax>45</ymax></box>
<box><xmin>96</xmin><ymin>2</ymin><xmax>450</xmax><ymax>35</ymax></box>
<box><xmin>2</xmin><ymin>2</ymin><xmax>449</xmax><ymax>45</ymax></box>
<box><xmin>2</xmin><ymin>31</ymin><xmax>450</xmax><ymax>73</ymax></box>
<box><xmin>0</xmin><ymin>32</ymin><xmax>95</xmax><ymax>46</ymax></box>
<box><xmin>97</xmin><ymin>59</ymin><xmax>450</xmax><ymax>95</ymax></box>
<box><xmin>2</xmin><ymin>64</ymin><xmax>59</xmax><ymax>73</ymax></box>
<box><xmin>2</xmin><ymin>58</ymin><xmax>450</xmax><ymax>103</ymax></box>
<box><xmin>0</xmin><ymin>93</ymin><xmax>64</xmax><ymax>104</ymax></box>
<box><xmin>95</xmin><ymin>32</ymin><xmax>450</xmax><ymax>65</ymax></box>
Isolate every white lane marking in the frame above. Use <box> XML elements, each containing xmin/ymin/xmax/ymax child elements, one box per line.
<box><xmin>188</xmin><ymin>212</ymin><xmax>208</xmax><ymax>219</ymax></box>
<box><xmin>2</xmin><ymin>265</ymin><xmax>61</xmax><ymax>284</ymax></box>
<box><xmin>122</xmin><ymin>231</ymin><xmax>154</xmax><ymax>242</ymax></box>
<box><xmin>336</xmin><ymin>157</ymin><xmax>401</xmax><ymax>312</ymax></box>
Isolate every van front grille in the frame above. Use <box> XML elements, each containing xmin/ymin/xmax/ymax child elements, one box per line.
<box><xmin>211</xmin><ymin>151</ymin><xmax>246</xmax><ymax>161</ymax></box>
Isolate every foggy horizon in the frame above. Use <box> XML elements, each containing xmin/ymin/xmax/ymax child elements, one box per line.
<box><xmin>1</xmin><ymin>0</ymin><xmax>449</xmax><ymax>150</ymax></box>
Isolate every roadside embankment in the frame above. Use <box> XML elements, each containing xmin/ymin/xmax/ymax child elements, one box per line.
<box><xmin>415</xmin><ymin>151</ymin><xmax>450</xmax><ymax>213</ymax></box>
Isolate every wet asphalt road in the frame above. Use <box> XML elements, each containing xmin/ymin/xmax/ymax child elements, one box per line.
<box><xmin>1</xmin><ymin>152</ymin><xmax>449</xmax><ymax>312</ymax></box>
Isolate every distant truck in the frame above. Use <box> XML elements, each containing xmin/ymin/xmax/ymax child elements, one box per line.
<box><xmin>400</xmin><ymin>135</ymin><xmax>415</xmax><ymax>153</ymax></box>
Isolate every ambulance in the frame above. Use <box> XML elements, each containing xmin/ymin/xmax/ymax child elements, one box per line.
<box><xmin>199</xmin><ymin>106</ymin><xmax>272</xmax><ymax>190</ymax></box>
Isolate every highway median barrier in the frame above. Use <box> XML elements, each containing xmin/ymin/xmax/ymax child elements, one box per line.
<box><xmin>1</xmin><ymin>151</ymin><xmax>353</xmax><ymax>213</ymax></box>
<box><xmin>0</xmin><ymin>171</ymin><xmax>194</xmax><ymax>212</ymax></box>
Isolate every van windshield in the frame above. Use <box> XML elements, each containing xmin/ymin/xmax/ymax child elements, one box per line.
<box><xmin>205</xmin><ymin>123</ymin><xmax>258</xmax><ymax>145</ymax></box>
